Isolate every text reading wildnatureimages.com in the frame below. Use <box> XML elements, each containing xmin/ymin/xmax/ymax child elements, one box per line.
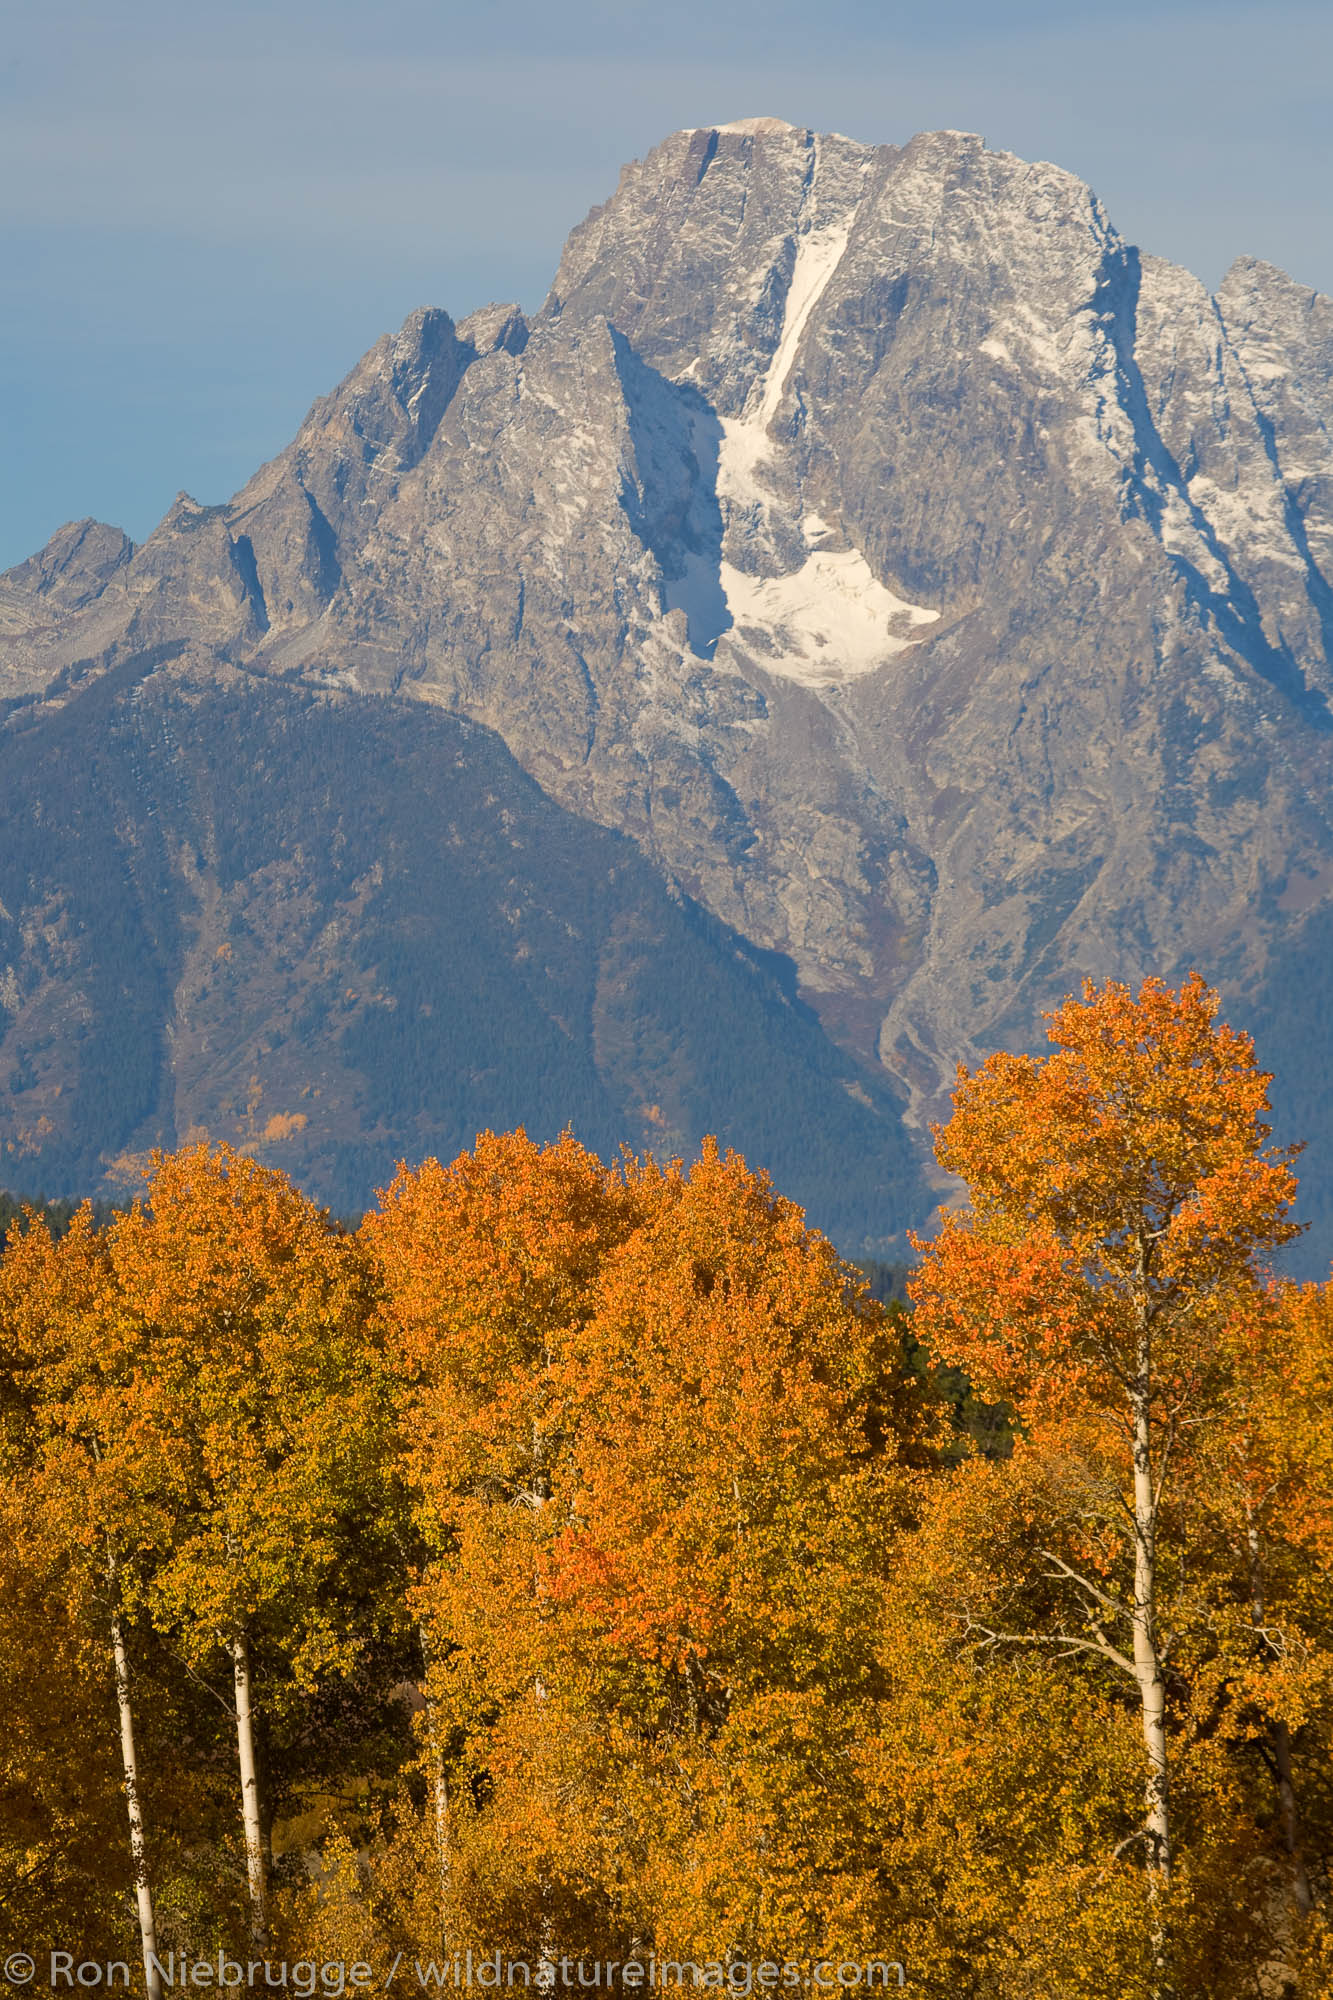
<box><xmin>6</xmin><ymin>1955</ymin><xmax>907</xmax><ymax>1994</ymax></box>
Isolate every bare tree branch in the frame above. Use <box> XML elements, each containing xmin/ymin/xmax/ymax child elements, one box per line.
<box><xmin>1038</xmin><ymin>1548</ymin><xmax>1133</xmax><ymax>1626</ymax></box>
<box><xmin>960</xmin><ymin>1614</ymin><xmax>1135</xmax><ymax>1678</ymax></box>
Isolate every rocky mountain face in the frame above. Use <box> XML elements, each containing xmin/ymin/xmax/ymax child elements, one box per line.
<box><xmin>5</xmin><ymin>118</ymin><xmax>1333</xmax><ymax>1255</ymax></box>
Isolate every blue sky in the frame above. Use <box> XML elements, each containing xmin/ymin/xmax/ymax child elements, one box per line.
<box><xmin>3</xmin><ymin>0</ymin><xmax>1330</xmax><ymax>569</ymax></box>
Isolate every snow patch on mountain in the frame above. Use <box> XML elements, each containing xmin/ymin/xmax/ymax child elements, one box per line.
<box><xmin>759</xmin><ymin>223</ymin><xmax>852</xmax><ymax>425</ymax></box>
<box><xmin>712</xmin><ymin>212</ymin><xmax>940</xmax><ymax>683</ymax></box>
<box><xmin>720</xmin><ymin>516</ymin><xmax>939</xmax><ymax>685</ymax></box>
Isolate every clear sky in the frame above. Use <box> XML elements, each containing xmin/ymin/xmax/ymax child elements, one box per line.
<box><xmin>2</xmin><ymin>0</ymin><xmax>1330</xmax><ymax>570</ymax></box>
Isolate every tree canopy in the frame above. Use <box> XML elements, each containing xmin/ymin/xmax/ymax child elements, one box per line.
<box><xmin>2</xmin><ymin>985</ymin><xmax>1330</xmax><ymax>1996</ymax></box>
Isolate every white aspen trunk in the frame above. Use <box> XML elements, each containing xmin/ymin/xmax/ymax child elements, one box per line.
<box><xmin>424</xmin><ymin>1695</ymin><xmax>452</xmax><ymax>1944</ymax></box>
<box><xmin>1132</xmin><ymin>1391</ymin><xmax>1171</xmax><ymax>1878</ymax></box>
<box><xmin>535</xmin><ymin>1672</ymin><xmax>556</xmax><ymax>1997</ymax></box>
<box><xmin>429</xmin><ymin>1718</ymin><xmax>451</xmax><ymax>1937</ymax></box>
<box><xmin>109</xmin><ymin>1603</ymin><xmax>163</xmax><ymax>2000</ymax></box>
<box><xmin>1131</xmin><ymin>1314</ymin><xmax>1173</xmax><ymax>2000</ymax></box>
<box><xmin>229</xmin><ymin>1630</ymin><xmax>269</xmax><ymax>1949</ymax></box>
<box><xmin>415</xmin><ymin>1623</ymin><xmax>452</xmax><ymax>1945</ymax></box>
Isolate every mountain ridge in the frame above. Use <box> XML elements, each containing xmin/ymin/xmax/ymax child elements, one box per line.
<box><xmin>6</xmin><ymin>118</ymin><xmax>1333</xmax><ymax>1256</ymax></box>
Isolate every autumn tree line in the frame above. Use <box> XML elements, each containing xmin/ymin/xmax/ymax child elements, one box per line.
<box><xmin>2</xmin><ymin>976</ymin><xmax>1331</xmax><ymax>1998</ymax></box>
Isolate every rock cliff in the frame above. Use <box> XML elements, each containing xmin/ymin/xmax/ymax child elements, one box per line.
<box><xmin>6</xmin><ymin>120</ymin><xmax>1333</xmax><ymax>1249</ymax></box>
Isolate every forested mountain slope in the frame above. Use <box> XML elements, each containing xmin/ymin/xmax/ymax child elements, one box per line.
<box><xmin>0</xmin><ymin>650</ymin><xmax>919</xmax><ymax>1244</ymax></box>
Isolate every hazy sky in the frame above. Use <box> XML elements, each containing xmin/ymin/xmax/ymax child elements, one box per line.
<box><xmin>3</xmin><ymin>0</ymin><xmax>1330</xmax><ymax>568</ymax></box>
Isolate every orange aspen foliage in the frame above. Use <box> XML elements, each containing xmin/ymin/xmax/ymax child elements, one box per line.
<box><xmin>99</xmin><ymin>1144</ymin><xmax>387</xmax><ymax>1950</ymax></box>
<box><xmin>547</xmin><ymin>1141</ymin><xmax>919</xmax><ymax>1685</ymax></box>
<box><xmin>365</xmin><ymin>1128</ymin><xmax>640</xmax><ymax>1513</ymax></box>
<box><xmin>913</xmin><ymin>972</ymin><xmax>1299</xmax><ymax>1424</ymax></box>
<box><xmin>0</xmin><ymin>1204</ymin><xmax>177</xmax><ymax>1988</ymax></box>
<box><xmin>533</xmin><ymin>1143</ymin><xmax>925</xmax><ymax>1961</ymax></box>
<box><xmin>909</xmin><ymin>975</ymin><xmax>1302</xmax><ymax>1990</ymax></box>
<box><xmin>1191</xmin><ymin>1286</ymin><xmax>1333</xmax><ymax>1925</ymax></box>
<box><xmin>363</xmin><ymin>1129</ymin><xmax>643</xmax><ymax>1950</ymax></box>
<box><xmin>367</xmin><ymin>1132</ymin><xmax>925</xmax><ymax>1963</ymax></box>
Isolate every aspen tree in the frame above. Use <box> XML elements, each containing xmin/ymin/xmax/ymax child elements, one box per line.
<box><xmin>106</xmin><ymin>1145</ymin><xmax>389</xmax><ymax>1950</ymax></box>
<box><xmin>369</xmin><ymin>1135</ymin><xmax>922</xmax><ymax>1962</ymax></box>
<box><xmin>1201</xmin><ymin>1284</ymin><xmax>1333</xmax><ymax>1927</ymax></box>
<box><xmin>0</xmin><ymin>1208</ymin><xmax>171</xmax><ymax>1992</ymax></box>
<box><xmin>910</xmin><ymin>975</ymin><xmax>1300</xmax><ymax>1994</ymax></box>
<box><xmin>365</xmin><ymin>1129</ymin><xmax>640</xmax><ymax>1954</ymax></box>
<box><xmin>540</xmin><ymin>1142</ymin><xmax>923</xmax><ymax>1963</ymax></box>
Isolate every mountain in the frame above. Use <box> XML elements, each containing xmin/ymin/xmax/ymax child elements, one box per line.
<box><xmin>5</xmin><ymin>118</ymin><xmax>1333</xmax><ymax>1257</ymax></box>
<box><xmin>0</xmin><ymin>649</ymin><xmax>919</xmax><ymax>1244</ymax></box>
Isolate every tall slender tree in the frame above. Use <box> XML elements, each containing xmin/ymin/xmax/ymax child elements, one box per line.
<box><xmin>365</xmin><ymin>1128</ymin><xmax>641</xmax><ymax>1951</ymax></box>
<box><xmin>0</xmin><ymin>1207</ymin><xmax>174</xmax><ymax>1994</ymax></box>
<box><xmin>103</xmin><ymin>1145</ymin><xmax>393</xmax><ymax>1950</ymax></box>
<box><xmin>910</xmin><ymin>974</ymin><xmax>1301</xmax><ymax>1993</ymax></box>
